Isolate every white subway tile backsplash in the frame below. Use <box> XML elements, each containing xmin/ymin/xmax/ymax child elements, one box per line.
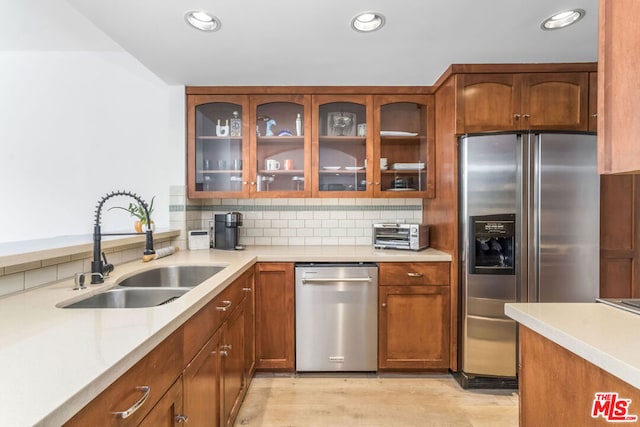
<box><xmin>254</xmin><ymin>237</ymin><xmax>272</xmax><ymax>245</ymax></box>
<box><xmin>271</xmin><ymin>237</ymin><xmax>289</xmax><ymax>245</ymax></box>
<box><xmin>288</xmin><ymin>237</ymin><xmax>305</xmax><ymax>246</ymax></box>
<box><xmin>330</xmin><ymin>228</ymin><xmax>347</xmax><ymax>237</ymax></box>
<box><xmin>184</xmin><ymin>198</ymin><xmax>422</xmax><ymax>247</ymax></box>
<box><xmin>0</xmin><ymin>273</ymin><xmax>25</xmax><ymax>296</ymax></box>
<box><xmin>263</xmin><ymin>228</ymin><xmax>280</xmax><ymax>237</ymax></box>
<box><xmin>57</xmin><ymin>260</ymin><xmax>84</xmax><ymax>281</ymax></box>
<box><xmin>279</xmin><ymin>228</ymin><xmax>296</xmax><ymax>237</ymax></box>
<box><xmin>24</xmin><ymin>266</ymin><xmax>57</xmax><ymax>290</ymax></box>
<box><xmin>314</xmin><ymin>228</ymin><xmax>331</xmax><ymax>237</ymax></box>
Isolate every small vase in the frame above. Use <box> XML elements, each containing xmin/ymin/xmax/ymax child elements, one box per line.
<box><xmin>134</xmin><ymin>220</ymin><xmax>155</xmax><ymax>233</ymax></box>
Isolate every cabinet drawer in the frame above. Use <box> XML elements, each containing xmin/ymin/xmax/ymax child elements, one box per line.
<box><xmin>65</xmin><ymin>329</ymin><xmax>183</xmax><ymax>426</ymax></box>
<box><xmin>379</xmin><ymin>262</ymin><xmax>449</xmax><ymax>286</ymax></box>
<box><xmin>183</xmin><ymin>271</ymin><xmax>251</xmax><ymax>363</ymax></box>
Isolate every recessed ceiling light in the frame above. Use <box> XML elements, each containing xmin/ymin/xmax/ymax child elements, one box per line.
<box><xmin>540</xmin><ymin>9</ymin><xmax>585</xmax><ymax>30</ymax></box>
<box><xmin>185</xmin><ymin>10</ymin><xmax>221</xmax><ymax>32</ymax></box>
<box><xmin>351</xmin><ymin>12</ymin><xmax>385</xmax><ymax>33</ymax></box>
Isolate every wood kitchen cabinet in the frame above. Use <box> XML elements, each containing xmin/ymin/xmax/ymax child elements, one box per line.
<box><xmin>187</xmin><ymin>95</ymin><xmax>251</xmax><ymax>198</ymax></box>
<box><xmin>254</xmin><ymin>262</ymin><xmax>295</xmax><ymax>371</ymax></box>
<box><xmin>139</xmin><ymin>378</ymin><xmax>185</xmax><ymax>427</ymax></box>
<box><xmin>455</xmin><ymin>72</ymin><xmax>590</xmax><ymax>133</ymax></box>
<box><xmin>312</xmin><ymin>94</ymin><xmax>373</xmax><ymax>197</ymax></box>
<box><xmin>66</xmin><ymin>267</ymin><xmax>255</xmax><ymax>427</ymax></box>
<box><xmin>519</xmin><ymin>326</ymin><xmax>640</xmax><ymax>426</ymax></box>
<box><xmin>250</xmin><ymin>95</ymin><xmax>312</xmax><ymax>197</ymax></box>
<box><xmin>186</xmin><ymin>87</ymin><xmax>436</xmax><ymax>199</ymax></box>
<box><xmin>373</xmin><ymin>95</ymin><xmax>435</xmax><ymax>198</ymax></box>
<box><xmin>378</xmin><ymin>262</ymin><xmax>450</xmax><ymax>370</ymax></box>
<box><xmin>598</xmin><ymin>0</ymin><xmax>640</xmax><ymax>174</ymax></box>
<box><xmin>65</xmin><ymin>330</ymin><xmax>185</xmax><ymax>426</ymax></box>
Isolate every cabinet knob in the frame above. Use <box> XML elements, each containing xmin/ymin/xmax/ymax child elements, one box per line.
<box><xmin>220</xmin><ymin>350</ymin><xmax>228</xmax><ymax>357</ymax></box>
<box><xmin>514</xmin><ymin>114</ymin><xmax>521</xmax><ymax>120</ymax></box>
<box><xmin>242</xmin><ymin>287</ymin><xmax>252</xmax><ymax>292</ymax></box>
<box><xmin>175</xmin><ymin>415</ymin><xmax>189</xmax><ymax>423</ymax></box>
<box><xmin>381</xmin><ymin>303</ymin><xmax>387</xmax><ymax>308</ymax></box>
<box><xmin>221</xmin><ymin>344</ymin><xmax>232</xmax><ymax>350</ymax></box>
<box><xmin>523</xmin><ymin>114</ymin><xmax>530</xmax><ymax>120</ymax></box>
<box><xmin>243</xmin><ymin>181</ymin><xmax>248</xmax><ymax>185</ymax></box>
<box><xmin>407</xmin><ymin>272</ymin><xmax>423</xmax><ymax>278</ymax></box>
<box><xmin>592</xmin><ymin>113</ymin><xmax>598</xmax><ymax>118</ymax></box>
<box><xmin>250</xmin><ymin>182</ymin><xmax>256</xmax><ymax>185</ymax></box>
<box><xmin>375</xmin><ymin>182</ymin><xmax>380</xmax><ymax>186</ymax></box>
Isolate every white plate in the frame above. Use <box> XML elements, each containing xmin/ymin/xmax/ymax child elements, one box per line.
<box><xmin>380</xmin><ymin>131</ymin><xmax>419</xmax><ymax>137</ymax></box>
<box><xmin>322</xmin><ymin>166</ymin><xmax>342</xmax><ymax>170</ymax></box>
<box><xmin>344</xmin><ymin>166</ymin><xmax>365</xmax><ymax>171</ymax></box>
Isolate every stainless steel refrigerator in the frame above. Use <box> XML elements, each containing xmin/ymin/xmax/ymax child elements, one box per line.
<box><xmin>457</xmin><ymin>132</ymin><xmax>600</xmax><ymax>388</ymax></box>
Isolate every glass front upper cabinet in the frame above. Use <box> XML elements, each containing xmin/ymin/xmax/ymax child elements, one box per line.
<box><xmin>188</xmin><ymin>95</ymin><xmax>250</xmax><ymax>198</ymax></box>
<box><xmin>373</xmin><ymin>95</ymin><xmax>435</xmax><ymax>198</ymax></box>
<box><xmin>312</xmin><ymin>95</ymin><xmax>373</xmax><ymax>197</ymax></box>
<box><xmin>250</xmin><ymin>95</ymin><xmax>311</xmax><ymax>197</ymax></box>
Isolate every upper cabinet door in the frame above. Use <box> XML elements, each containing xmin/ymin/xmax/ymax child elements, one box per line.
<box><xmin>456</xmin><ymin>74</ymin><xmax>520</xmax><ymax>133</ymax></box>
<box><xmin>187</xmin><ymin>95</ymin><xmax>250</xmax><ymax>199</ymax></box>
<box><xmin>520</xmin><ymin>72</ymin><xmax>589</xmax><ymax>131</ymax></box>
<box><xmin>374</xmin><ymin>95</ymin><xmax>435</xmax><ymax>198</ymax></box>
<box><xmin>598</xmin><ymin>0</ymin><xmax>640</xmax><ymax>174</ymax></box>
<box><xmin>312</xmin><ymin>95</ymin><xmax>373</xmax><ymax>197</ymax></box>
<box><xmin>455</xmin><ymin>72</ymin><xmax>589</xmax><ymax>133</ymax></box>
<box><xmin>250</xmin><ymin>95</ymin><xmax>311</xmax><ymax>197</ymax></box>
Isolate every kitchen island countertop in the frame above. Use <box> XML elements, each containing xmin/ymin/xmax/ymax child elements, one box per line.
<box><xmin>505</xmin><ymin>302</ymin><xmax>640</xmax><ymax>390</ymax></box>
<box><xmin>0</xmin><ymin>245</ymin><xmax>450</xmax><ymax>426</ymax></box>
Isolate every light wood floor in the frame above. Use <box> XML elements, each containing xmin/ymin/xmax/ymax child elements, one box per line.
<box><xmin>235</xmin><ymin>373</ymin><xmax>518</xmax><ymax>426</ymax></box>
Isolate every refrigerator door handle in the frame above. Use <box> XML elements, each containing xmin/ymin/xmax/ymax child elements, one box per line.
<box><xmin>529</xmin><ymin>134</ymin><xmax>540</xmax><ymax>302</ymax></box>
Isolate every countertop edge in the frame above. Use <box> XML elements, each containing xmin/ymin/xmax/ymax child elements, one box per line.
<box><xmin>505</xmin><ymin>303</ymin><xmax>640</xmax><ymax>390</ymax></box>
<box><xmin>18</xmin><ymin>246</ymin><xmax>450</xmax><ymax>425</ymax></box>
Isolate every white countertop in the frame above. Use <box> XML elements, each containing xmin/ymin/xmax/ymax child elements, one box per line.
<box><xmin>0</xmin><ymin>245</ymin><xmax>450</xmax><ymax>426</ymax></box>
<box><xmin>505</xmin><ymin>303</ymin><xmax>640</xmax><ymax>390</ymax></box>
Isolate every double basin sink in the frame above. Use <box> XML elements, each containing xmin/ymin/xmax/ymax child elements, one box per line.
<box><xmin>60</xmin><ymin>265</ymin><xmax>227</xmax><ymax>309</ymax></box>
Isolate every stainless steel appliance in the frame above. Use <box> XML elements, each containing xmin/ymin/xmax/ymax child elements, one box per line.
<box><xmin>295</xmin><ymin>263</ymin><xmax>378</xmax><ymax>371</ymax></box>
<box><xmin>373</xmin><ymin>223</ymin><xmax>430</xmax><ymax>251</ymax></box>
<box><xmin>458</xmin><ymin>132</ymin><xmax>600</xmax><ymax>388</ymax></box>
<box><xmin>214</xmin><ymin>212</ymin><xmax>243</xmax><ymax>250</ymax></box>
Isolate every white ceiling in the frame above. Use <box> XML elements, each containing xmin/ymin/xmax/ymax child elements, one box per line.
<box><xmin>19</xmin><ymin>0</ymin><xmax>600</xmax><ymax>86</ymax></box>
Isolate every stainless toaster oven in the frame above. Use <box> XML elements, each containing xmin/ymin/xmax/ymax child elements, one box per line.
<box><xmin>373</xmin><ymin>223</ymin><xmax>430</xmax><ymax>251</ymax></box>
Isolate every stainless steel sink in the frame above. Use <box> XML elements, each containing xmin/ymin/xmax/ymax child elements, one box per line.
<box><xmin>62</xmin><ymin>288</ymin><xmax>191</xmax><ymax>309</ymax></box>
<box><xmin>117</xmin><ymin>265</ymin><xmax>226</xmax><ymax>288</ymax></box>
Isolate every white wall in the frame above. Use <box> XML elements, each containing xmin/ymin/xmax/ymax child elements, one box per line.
<box><xmin>0</xmin><ymin>2</ymin><xmax>185</xmax><ymax>243</ymax></box>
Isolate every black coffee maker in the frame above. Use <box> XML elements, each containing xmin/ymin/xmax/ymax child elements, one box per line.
<box><xmin>214</xmin><ymin>212</ymin><xmax>243</xmax><ymax>250</ymax></box>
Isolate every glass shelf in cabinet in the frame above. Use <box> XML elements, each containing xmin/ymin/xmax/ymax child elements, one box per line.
<box><xmin>197</xmin><ymin>135</ymin><xmax>243</xmax><ymax>140</ymax></box>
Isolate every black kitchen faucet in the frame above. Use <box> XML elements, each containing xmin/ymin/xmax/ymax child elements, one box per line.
<box><xmin>90</xmin><ymin>190</ymin><xmax>155</xmax><ymax>284</ymax></box>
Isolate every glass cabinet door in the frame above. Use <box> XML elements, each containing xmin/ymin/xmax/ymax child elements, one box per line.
<box><xmin>250</xmin><ymin>95</ymin><xmax>311</xmax><ymax>196</ymax></box>
<box><xmin>188</xmin><ymin>95</ymin><xmax>249</xmax><ymax>198</ymax></box>
<box><xmin>312</xmin><ymin>95</ymin><xmax>373</xmax><ymax>197</ymax></box>
<box><xmin>374</xmin><ymin>95</ymin><xmax>435</xmax><ymax>198</ymax></box>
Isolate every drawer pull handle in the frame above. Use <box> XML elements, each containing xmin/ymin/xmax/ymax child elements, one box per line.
<box><xmin>220</xmin><ymin>350</ymin><xmax>229</xmax><ymax>357</ymax></box>
<box><xmin>216</xmin><ymin>300</ymin><xmax>232</xmax><ymax>311</ymax></box>
<box><xmin>242</xmin><ymin>287</ymin><xmax>252</xmax><ymax>292</ymax></box>
<box><xmin>407</xmin><ymin>272</ymin><xmax>423</xmax><ymax>278</ymax></box>
<box><xmin>175</xmin><ymin>414</ymin><xmax>189</xmax><ymax>423</ymax></box>
<box><xmin>112</xmin><ymin>386</ymin><xmax>150</xmax><ymax>419</ymax></box>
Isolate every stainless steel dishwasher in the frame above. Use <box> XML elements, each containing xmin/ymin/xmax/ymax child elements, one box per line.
<box><xmin>295</xmin><ymin>262</ymin><xmax>378</xmax><ymax>372</ymax></box>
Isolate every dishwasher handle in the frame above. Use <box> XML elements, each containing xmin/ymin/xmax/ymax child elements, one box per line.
<box><xmin>301</xmin><ymin>277</ymin><xmax>372</xmax><ymax>284</ymax></box>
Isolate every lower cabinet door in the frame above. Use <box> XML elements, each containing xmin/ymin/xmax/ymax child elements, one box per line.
<box><xmin>139</xmin><ymin>377</ymin><xmax>185</xmax><ymax>427</ymax></box>
<box><xmin>222</xmin><ymin>302</ymin><xmax>246</xmax><ymax>426</ymax></box>
<box><xmin>183</xmin><ymin>328</ymin><xmax>223</xmax><ymax>427</ymax></box>
<box><xmin>378</xmin><ymin>285</ymin><xmax>450</xmax><ymax>370</ymax></box>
